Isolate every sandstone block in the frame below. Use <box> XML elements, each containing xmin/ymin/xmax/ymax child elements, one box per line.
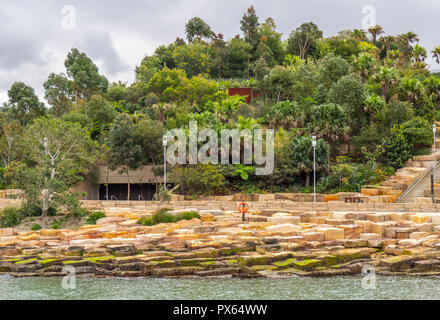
<box><xmin>302</xmin><ymin>232</ymin><xmax>325</xmax><ymax>242</ymax></box>
<box><xmin>317</xmin><ymin>227</ymin><xmax>344</xmax><ymax>241</ymax></box>
<box><xmin>360</xmin><ymin>233</ymin><xmax>381</xmax><ymax>240</ymax></box>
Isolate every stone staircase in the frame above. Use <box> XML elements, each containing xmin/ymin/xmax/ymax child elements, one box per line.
<box><xmin>362</xmin><ymin>122</ymin><xmax>440</xmax><ymax>204</ymax></box>
<box><xmin>397</xmin><ymin>121</ymin><xmax>440</xmax><ymax>203</ymax></box>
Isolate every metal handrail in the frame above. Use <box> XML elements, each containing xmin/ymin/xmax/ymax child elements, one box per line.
<box><xmin>398</xmin><ymin>160</ymin><xmax>440</xmax><ymax>201</ymax></box>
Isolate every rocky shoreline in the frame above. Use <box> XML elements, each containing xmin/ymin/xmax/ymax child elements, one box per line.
<box><xmin>2</xmin><ymin>206</ymin><xmax>440</xmax><ymax>279</ymax></box>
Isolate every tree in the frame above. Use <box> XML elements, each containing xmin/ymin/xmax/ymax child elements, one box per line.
<box><xmin>209</xmin><ymin>33</ymin><xmax>227</xmax><ymax>78</ymax></box>
<box><xmin>367</xmin><ymin>25</ymin><xmax>384</xmax><ymax>45</ymax></box>
<box><xmin>240</xmin><ymin>6</ymin><xmax>260</xmax><ymax>50</ymax></box>
<box><xmin>173</xmin><ymin>42</ymin><xmax>209</xmax><ymax>77</ymax></box>
<box><xmin>317</xmin><ymin>53</ymin><xmax>350</xmax><ymax>89</ymax></box>
<box><xmin>85</xmin><ymin>95</ymin><xmax>117</xmax><ymax>141</ymax></box>
<box><xmin>133</xmin><ymin>116</ymin><xmax>165</xmax><ymax>165</ymax></box>
<box><xmin>432</xmin><ymin>46</ymin><xmax>440</xmax><ymax>64</ymax></box>
<box><xmin>398</xmin><ymin>117</ymin><xmax>432</xmax><ymax>151</ymax></box>
<box><xmin>0</xmin><ymin>113</ymin><xmax>21</xmax><ymax>167</ymax></box>
<box><xmin>373</xmin><ymin>66</ymin><xmax>400</xmax><ymax>102</ymax></box>
<box><xmin>412</xmin><ymin>44</ymin><xmax>427</xmax><ymax>63</ymax></box>
<box><xmin>64</xmin><ymin>48</ymin><xmax>109</xmax><ymax>107</ymax></box>
<box><xmin>351</xmin><ymin>52</ymin><xmax>375</xmax><ymax>83</ymax></box>
<box><xmin>264</xmin><ymin>100</ymin><xmax>304</xmax><ymax>129</ymax></box>
<box><xmin>287</xmin><ymin>22</ymin><xmax>323</xmax><ymax>59</ymax></box>
<box><xmin>1</xmin><ymin>82</ymin><xmax>46</xmax><ymax>125</ymax></box>
<box><xmin>17</xmin><ymin>117</ymin><xmax>97</xmax><ymax>216</ymax></box>
<box><xmin>255</xmin><ymin>38</ymin><xmax>274</xmax><ymax>66</ymax></box>
<box><xmin>43</xmin><ymin>73</ymin><xmax>73</xmax><ymax>117</ymax></box>
<box><xmin>253</xmin><ymin>55</ymin><xmax>270</xmax><ymax>80</ymax></box>
<box><xmin>307</xmin><ymin>103</ymin><xmax>348</xmax><ymax>144</ymax></box>
<box><xmin>285</xmin><ymin>135</ymin><xmax>329</xmax><ymax>188</ymax></box>
<box><xmin>185</xmin><ymin>17</ymin><xmax>213</xmax><ymax>42</ymax></box>
<box><xmin>224</xmin><ymin>38</ymin><xmax>252</xmax><ymax>78</ymax></box>
<box><xmin>106</xmin><ymin>114</ymin><xmax>142</xmax><ymax>200</ymax></box>
<box><xmin>364</xmin><ymin>94</ymin><xmax>385</xmax><ymax>123</ymax></box>
<box><xmin>257</xmin><ymin>18</ymin><xmax>284</xmax><ymax>64</ymax></box>
<box><xmin>261</xmin><ymin>66</ymin><xmax>296</xmax><ymax>103</ymax></box>
<box><xmin>377</xmin><ymin>129</ymin><xmax>412</xmax><ymax>169</ymax></box>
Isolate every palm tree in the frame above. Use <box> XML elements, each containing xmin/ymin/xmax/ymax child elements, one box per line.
<box><xmin>307</xmin><ymin>103</ymin><xmax>349</xmax><ymax>143</ymax></box>
<box><xmin>364</xmin><ymin>94</ymin><xmax>385</xmax><ymax>123</ymax></box>
<box><xmin>412</xmin><ymin>44</ymin><xmax>427</xmax><ymax>63</ymax></box>
<box><xmin>368</xmin><ymin>25</ymin><xmax>384</xmax><ymax>45</ymax></box>
<box><xmin>353</xmin><ymin>29</ymin><xmax>367</xmax><ymax>41</ymax></box>
<box><xmin>287</xmin><ymin>135</ymin><xmax>329</xmax><ymax>188</ymax></box>
<box><xmin>374</xmin><ymin>66</ymin><xmax>400</xmax><ymax>102</ymax></box>
<box><xmin>403</xmin><ymin>31</ymin><xmax>420</xmax><ymax>44</ymax></box>
<box><xmin>383</xmin><ymin>35</ymin><xmax>396</xmax><ymax>52</ymax></box>
<box><xmin>432</xmin><ymin>46</ymin><xmax>440</xmax><ymax>64</ymax></box>
<box><xmin>352</xmin><ymin>52</ymin><xmax>375</xmax><ymax>83</ymax></box>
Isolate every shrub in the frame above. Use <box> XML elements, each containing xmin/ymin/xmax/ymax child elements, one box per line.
<box><xmin>31</xmin><ymin>224</ymin><xmax>42</xmax><ymax>231</ymax></box>
<box><xmin>174</xmin><ymin>211</ymin><xmax>200</xmax><ymax>221</ymax></box>
<box><xmin>51</xmin><ymin>222</ymin><xmax>61</xmax><ymax>230</ymax></box>
<box><xmin>153</xmin><ymin>185</ymin><xmax>171</xmax><ymax>202</ymax></box>
<box><xmin>20</xmin><ymin>202</ymin><xmax>56</xmax><ymax>217</ymax></box>
<box><xmin>152</xmin><ymin>208</ymin><xmax>176</xmax><ymax>224</ymax></box>
<box><xmin>172</xmin><ymin>164</ymin><xmax>225</xmax><ymax>196</ymax></box>
<box><xmin>377</xmin><ymin>131</ymin><xmax>412</xmax><ymax>169</ymax></box>
<box><xmin>137</xmin><ymin>209</ymin><xmax>200</xmax><ymax>226</ymax></box>
<box><xmin>0</xmin><ymin>207</ymin><xmax>21</xmax><ymax>228</ymax></box>
<box><xmin>86</xmin><ymin>211</ymin><xmax>106</xmax><ymax>225</ymax></box>
<box><xmin>137</xmin><ymin>216</ymin><xmax>154</xmax><ymax>226</ymax></box>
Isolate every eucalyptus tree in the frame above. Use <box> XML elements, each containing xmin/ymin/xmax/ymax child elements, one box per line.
<box><xmin>18</xmin><ymin>117</ymin><xmax>97</xmax><ymax>216</ymax></box>
<box><xmin>43</xmin><ymin>73</ymin><xmax>73</xmax><ymax>117</ymax></box>
<box><xmin>287</xmin><ymin>22</ymin><xmax>323</xmax><ymax>60</ymax></box>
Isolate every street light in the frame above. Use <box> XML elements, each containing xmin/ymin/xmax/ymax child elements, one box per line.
<box><xmin>434</xmin><ymin>124</ymin><xmax>437</xmax><ymax>183</ymax></box>
<box><xmin>312</xmin><ymin>135</ymin><xmax>317</xmax><ymax>203</ymax></box>
<box><xmin>163</xmin><ymin>135</ymin><xmax>167</xmax><ymax>190</ymax></box>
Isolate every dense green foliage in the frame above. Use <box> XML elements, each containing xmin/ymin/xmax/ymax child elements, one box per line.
<box><xmin>1</xmin><ymin>6</ymin><xmax>440</xmax><ymax>202</ymax></box>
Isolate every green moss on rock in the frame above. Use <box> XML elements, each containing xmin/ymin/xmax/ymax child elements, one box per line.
<box><xmin>273</xmin><ymin>258</ymin><xmax>297</xmax><ymax>269</ymax></box>
<box><xmin>293</xmin><ymin>259</ymin><xmax>323</xmax><ymax>271</ymax></box>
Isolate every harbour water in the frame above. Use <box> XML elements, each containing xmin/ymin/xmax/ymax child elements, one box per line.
<box><xmin>0</xmin><ymin>275</ymin><xmax>439</xmax><ymax>300</ymax></box>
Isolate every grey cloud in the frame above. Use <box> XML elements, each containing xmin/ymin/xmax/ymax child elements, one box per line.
<box><xmin>76</xmin><ymin>30</ymin><xmax>128</xmax><ymax>75</ymax></box>
<box><xmin>0</xmin><ymin>0</ymin><xmax>440</xmax><ymax>101</ymax></box>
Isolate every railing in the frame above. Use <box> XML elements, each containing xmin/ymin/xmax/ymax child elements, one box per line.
<box><xmin>398</xmin><ymin>161</ymin><xmax>440</xmax><ymax>201</ymax></box>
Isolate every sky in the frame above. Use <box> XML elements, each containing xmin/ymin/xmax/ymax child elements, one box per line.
<box><xmin>0</xmin><ymin>0</ymin><xmax>439</xmax><ymax>103</ymax></box>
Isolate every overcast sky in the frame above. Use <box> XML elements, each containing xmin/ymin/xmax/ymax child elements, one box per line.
<box><xmin>0</xmin><ymin>0</ymin><xmax>439</xmax><ymax>103</ymax></box>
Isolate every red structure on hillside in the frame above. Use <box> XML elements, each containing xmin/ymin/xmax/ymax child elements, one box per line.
<box><xmin>228</xmin><ymin>87</ymin><xmax>258</xmax><ymax>104</ymax></box>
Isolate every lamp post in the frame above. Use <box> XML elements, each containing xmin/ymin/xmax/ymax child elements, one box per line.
<box><xmin>434</xmin><ymin>124</ymin><xmax>437</xmax><ymax>182</ymax></box>
<box><xmin>163</xmin><ymin>135</ymin><xmax>167</xmax><ymax>190</ymax></box>
<box><xmin>312</xmin><ymin>135</ymin><xmax>317</xmax><ymax>203</ymax></box>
